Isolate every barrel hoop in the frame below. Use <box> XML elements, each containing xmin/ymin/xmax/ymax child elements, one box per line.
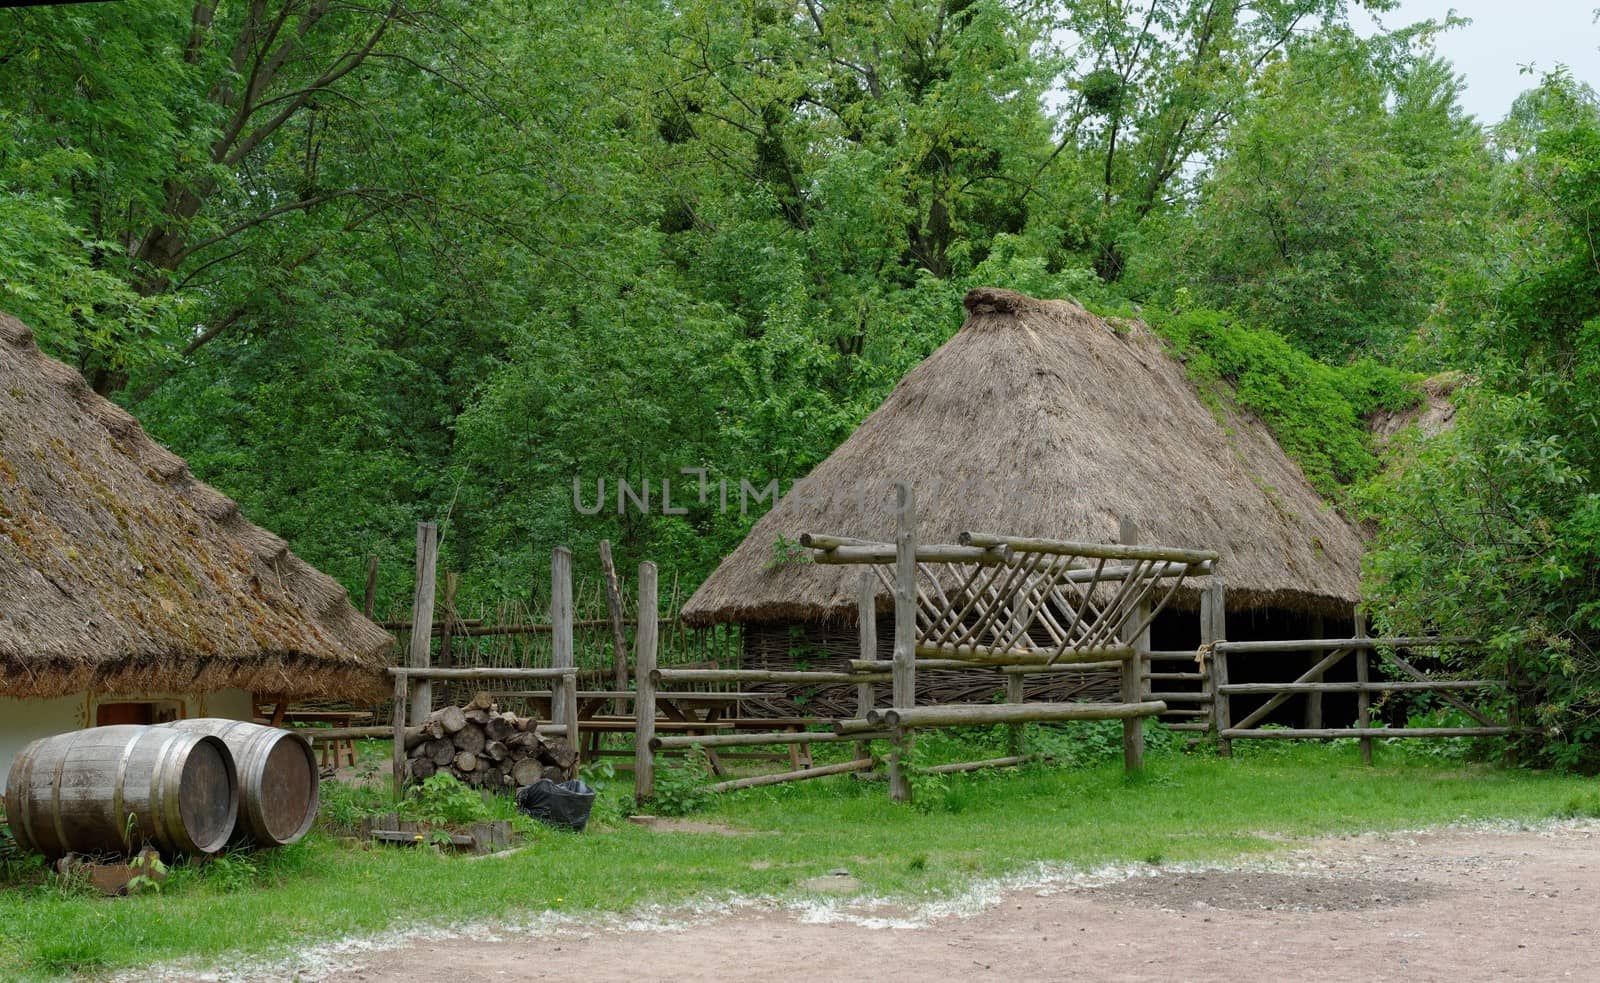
<box><xmin>12</xmin><ymin>745</ymin><xmax>38</xmax><ymax>855</ymax></box>
<box><xmin>49</xmin><ymin>740</ymin><xmax>71</xmax><ymax>856</ymax></box>
<box><xmin>149</xmin><ymin>729</ymin><xmax>184</xmax><ymax>853</ymax></box>
<box><xmin>112</xmin><ymin>727</ymin><xmax>145</xmax><ymax>850</ymax></box>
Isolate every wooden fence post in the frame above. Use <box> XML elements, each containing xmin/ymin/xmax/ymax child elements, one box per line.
<box><xmin>599</xmin><ymin>540</ymin><xmax>630</xmax><ymax>699</ymax></box>
<box><xmin>551</xmin><ymin>547</ymin><xmax>579</xmax><ymax>752</ymax></box>
<box><xmin>391</xmin><ymin>671</ymin><xmax>408</xmax><ymax>799</ymax></box>
<box><xmin>889</xmin><ymin>484</ymin><xmax>917</xmax><ymax>803</ymax></box>
<box><xmin>1354</xmin><ymin>608</ymin><xmax>1372</xmax><ymax>765</ymax></box>
<box><xmin>1210</xmin><ymin>578</ymin><xmax>1231</xmax><ymax>757</ymax></box>
<box><xmin>634</xmin><ymin>561</ymin><xmax>659</xmax><ymax>806</ymax></box>
<box><xmin>408</xmin><ymin>522</ymin><xmax>438</xmax><ymax>725</ymax></box>
<box><xmin>1005</xmin><ymin>672</ymin><xmax>1026</xmax><ymax>757</ymax></box>
<box><xmin>856</xmin><ymin>570</ymin><xmax>877</xmax><ymax>763</ymax></box>
<box><xmin>1118</xmin><ymin>517</ymin><xmax>1145</xmax><ymax>772</ymax></box>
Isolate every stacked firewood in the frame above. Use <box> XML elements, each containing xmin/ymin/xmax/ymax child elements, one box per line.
<box><xmin>404</xmin><ymin>693</ymin><xmax>578</xmax><ymax>788</ymax></box>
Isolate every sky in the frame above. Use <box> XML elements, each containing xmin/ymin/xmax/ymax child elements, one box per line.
<box><xmin>1353</xmin><ymin>1</ymin><xmax>1599</xmax><ymax>123</ymax></box>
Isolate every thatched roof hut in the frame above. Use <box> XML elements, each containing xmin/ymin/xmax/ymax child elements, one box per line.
<box><xmin>0</xmin><ymin>313</ymin><xmax>392</xmax><ymax>701</ymax></box>
<box><xmin>683</xmin><ymin>288</ymin><xmax>1365</xmax><ymax>630</ymax></box>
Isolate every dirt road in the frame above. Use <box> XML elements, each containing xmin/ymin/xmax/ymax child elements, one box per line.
<box><xmin>250</xmin><ymin>822</ymin><xmax>1600</xmax><ymax>982</ymax></box>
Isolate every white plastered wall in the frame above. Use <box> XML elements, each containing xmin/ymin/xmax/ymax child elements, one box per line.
<box><xmin>0</xmin><ymin>688</ymin><xmax>254</xmax><ymax>787</ymax></box>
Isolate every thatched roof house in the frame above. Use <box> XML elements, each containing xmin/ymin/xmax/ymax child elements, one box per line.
<box><xmin>0</xmin><ymin>312</ymin><xmax>391</xmax><ymax>703</ymax></box>
<box><xmin>683</xmin><ymin>288</ymin><xmax>1365</xmax><ymax>636</ymax></box>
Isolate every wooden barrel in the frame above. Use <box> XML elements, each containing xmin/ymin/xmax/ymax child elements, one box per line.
<box><xmin>163</xmin><ymin>719</ymin><xmax>318</xmax><ymax>847</ymax></box>
<box><xmin>4</xmin><ymin>726</ymin><xmax>238</xmax><ymax>858</ymax></box>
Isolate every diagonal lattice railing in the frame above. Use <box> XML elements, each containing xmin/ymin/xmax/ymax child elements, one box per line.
<box><xmin>801</xmin><ymin>532</ymin><xmax>1216</xmax><ymax>664</ymax></box>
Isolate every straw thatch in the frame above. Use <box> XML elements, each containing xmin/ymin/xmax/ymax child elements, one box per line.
<box><xmin>683</xmin><ymin>288</ymin><xmax>1365</xmax><ymax>627</ymax></box>
<box><xmin>0</xmin><ymin>313</ymin><xmax>392</xmax><ymax>701</ymax></box>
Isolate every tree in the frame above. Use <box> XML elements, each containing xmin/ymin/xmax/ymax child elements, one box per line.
<box><xmin>1050</xmin><ymin>0</ymin><xmax>1400</xmax><ymax>280</ymax></box>
<box><xmin>1128</xmin><ymin>28</ymin><xmax>1493</xmax><ymax>359</ymax></box>
<box><xmin>1364</xmin><ymin>71</ymin><xmax>1600</xmax><ymax>769</ymax></box>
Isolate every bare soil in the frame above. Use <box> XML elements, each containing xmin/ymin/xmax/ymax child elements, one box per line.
<box><xmin>302</xmin><ymin>823</ymin><xmax>1600</xmax><ymax>982</ymax></box>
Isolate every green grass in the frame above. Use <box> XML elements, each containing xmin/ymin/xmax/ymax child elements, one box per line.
<box><xmin>2</xmin><ymin>740</ymin><xmax>1595</xmax><ymax>980</ymax></box>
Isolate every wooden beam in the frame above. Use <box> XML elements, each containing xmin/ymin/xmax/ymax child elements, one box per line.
<box><xmin>1222</xmin><ymin>727</ymin><xmax>1520</xmax><ymax>739</ymax></box>
<box><xmin>550</xmin><ymin>547</ymin><xmax>577</xmax><ymax>746</ymax></box>
<box><xmin>1213</xmin><ymin>636</ymin><xmax>1472</xmax><ymax>654</ymax></box>
<box><xmin>407</xmin><ymin>521</ymin><xmax>438</xmax><ymax>723</ymax></box>
<box><xmin>703</xmin><ymin>757</ymin><xmax>876</xmax><ymax>795</ymax></box>
<box><xmin>869</xmin><ymin>701</ymin><xmax>1167</xmax><ymax>729</ymax></box>
<box><xmin>634</xmin><ymin>561</ymin><xmax>658</xmax><ymax>806</ymax></box>
<box><xmin>391</xmin><ymin>671</ymin><xmax>407</xmax><ymax>799</ymax></box>
<box><xmin>958</xmin><ymin>531</ymin><xmax>1218</xmax><ymax>564</ymax></box>
<box><xmin>890</xmin><ymin>485</ymin><xmax>917</xmax><ymax>804</ymax></box>
<box><xmin>652</xmin><ymin>730</ymin><xmax>891</xmax><ymax>750</ymax></box>
<box><xmin>388</xmin><ymin>667</ymin><xmax>578</xmax><ymax>681</ymax></box>
<box><xmin>919</xmin><ymin>755</ymin><xmax>1035</xmax><ymax>776</ymax></box>
<box><xmin>1355</xmin><ymin>608</ymin><xmax>1372</xmax><ymax>764</ymax></box>
<box><xmin>1118</xmin><ymin>517</ymin><xmax>1145</xmax><ymax>773</ymax></box>
<box><xmin>915</xmin><ymin>643</ymin><xmax>1134</xmax><ymax>665</ymax></box>
<box><xmin>811</xmin><ymin>543</ymin><xmax>1009</xmax><ymax>565</ymax></box>
<box><xmin>653</xmin><ymin>668</ymin><xmax>888</xmax><ymax>684</ymax></box>
<box><xmin>857</xmin><ymin>570</ymin><xmax>878</xmax><ymax>763</ymax></box>
<box><xmin>1219</xmin><ymin>680</ymin><xmax>1500</xmax><ymax>694</ymax></box>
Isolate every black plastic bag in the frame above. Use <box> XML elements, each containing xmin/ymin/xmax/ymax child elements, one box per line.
<box><xmin>515</xmin><ymin>779</ymin><xmax>597</xmax><ymax>832</ymax></box>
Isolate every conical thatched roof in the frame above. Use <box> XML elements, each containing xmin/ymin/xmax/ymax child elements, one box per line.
<box><xmin>683</xmin><ymin>288</ymin><xmax>1365</xmax><ymax>627</ymax></box>
<box><xmin>0</xmin><ymin>313</ymin><xmax>392</xmax><ymax>700</ymax></box>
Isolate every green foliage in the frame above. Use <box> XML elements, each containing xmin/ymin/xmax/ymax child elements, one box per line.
<box><xmin>401</xmin><ymin>774</ymin><xmax>499</xmax><ymax>828</ymax></box>
<box><xmin>649</xmin><ymin>752</ymin><xmax>714</xmax><ymax>817</ymax></box>
<box><xmin>1363</xmin><ymin>71</ymin><xmax>1600</xmax><ymax>771</ymax></box>
<box><xmin>1130</xmin><ymin>26</ymin><xmax>1491</xmax><ymax>358</ymax></box>
<box><xmin>1147</xmin><ymin>306</ymin><xmax>1419</xmax><ymax>495</ymax></box>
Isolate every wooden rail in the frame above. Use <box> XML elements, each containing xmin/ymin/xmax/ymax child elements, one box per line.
<box><xmin>1204</xmin><ymin>632</ymin><xmax>1518</xmax><ymax>750</ymax></box>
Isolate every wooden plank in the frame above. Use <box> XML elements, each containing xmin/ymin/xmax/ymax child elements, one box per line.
<box><xmin>1147</xmin><ymin>691</ymin><xmax>1214</xmax><ymax>702</ymax></box>
<box><xmin>870</xmin><ymin>701</ymin><xmax>1167</xmax><ymax>729</ymax></box>
<box><xmin>703</xmin><ymin>757</ymin><xmax>876</xmax><ymax>795</ymax></box>
<box><xmin>889</xmin><ymin>486</ymin><xmax>917</xmax><ymax>804</ymax></box>
<box><xmin>598</xmin><ymin>540</ymin><xmax>630</xmax><ymax>698</ymax></box>
<box><xmin>408</xmin><ymin>521</ymin><xmax>438</xmax><ymax>723</ymax></box>
<box><xmin>634</xmin><ymin>560</ymin><xmax>658</xmax><ymax>806</ymax></box>
<box><xmin>1222</xmin><ymin>727</ymin><xmax>1519</xmax><ymax>739</ymax></box>
<box><xmin>958</xmin><ymin>531</ymin><xmax>1218</xmax><ymax>564</ymax></box>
